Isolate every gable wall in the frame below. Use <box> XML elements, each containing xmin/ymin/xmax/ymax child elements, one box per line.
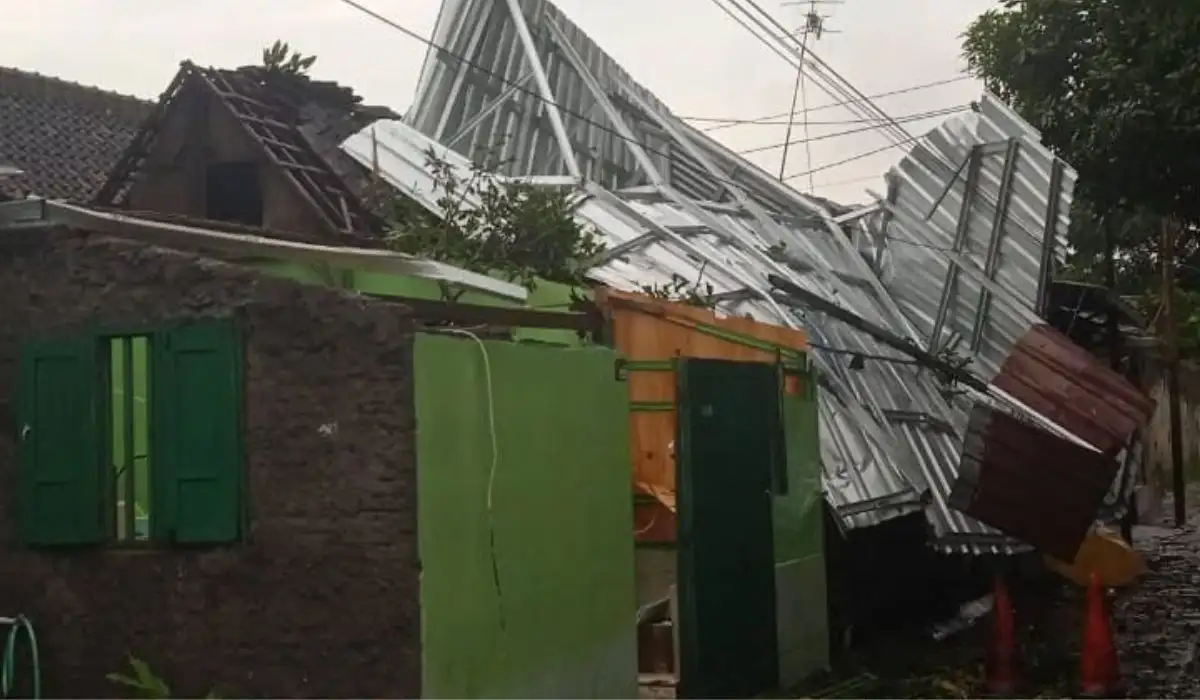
<box><xmin>125</xmin><ymin>80</ymin><xmax>331</xmax><ymax>241</ymax></box>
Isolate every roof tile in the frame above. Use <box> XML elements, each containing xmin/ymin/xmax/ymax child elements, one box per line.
<box><xmin>0</xmin><ymin>66</ymin><xmax>153</xmax><ymax>201</ymax></box>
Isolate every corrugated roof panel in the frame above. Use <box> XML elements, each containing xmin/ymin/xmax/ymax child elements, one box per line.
<box><xmin>951</xmin><ymin>402</ymin><xmax>1120</xmax><ymax>561</ymax></box>
<box><xmin>993</xmin><ymin>324</ymin><xmax>1156</xmax><ymax>455</ymax></box>
<box><xmin>878</xmin><ymin>96</ymin><xmax>1078</xmax><ymax>382</ymax></box>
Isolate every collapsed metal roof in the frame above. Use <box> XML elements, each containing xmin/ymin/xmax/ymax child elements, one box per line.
<box><xmin>357</xmin><ymin>0</ymin><xmax>1102</xmax><ymax>551</ymax></box>
<box><xmin>874</xmin><ymin>97</ymin><xmax>1077</xmax><ymax>383</ymax></box>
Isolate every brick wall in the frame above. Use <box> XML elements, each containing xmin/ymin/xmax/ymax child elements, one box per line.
<box><xmin>0</xmin><ymin>227</ymin><xmax>420</xmax><ymax>697</ymax></box>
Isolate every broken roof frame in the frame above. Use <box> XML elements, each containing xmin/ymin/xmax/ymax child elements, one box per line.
<box><xmin>388</xmin><ymin>0</ymin><xmax>1093</xmax><ymax>551</ymax></box>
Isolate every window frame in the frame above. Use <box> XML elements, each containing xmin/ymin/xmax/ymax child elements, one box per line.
<box><xmin>15</xmin><ymin>317</ymin><xmax>247</xmax><ymax>550</ymax></box>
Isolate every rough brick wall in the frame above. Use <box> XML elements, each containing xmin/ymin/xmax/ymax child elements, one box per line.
<box><xmin>0</xmin><ymin>227</ymin><xmax>420</xmax><ymax>698</ymax></box>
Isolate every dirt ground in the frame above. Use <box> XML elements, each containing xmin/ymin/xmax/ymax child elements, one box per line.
<box><xmin>1113</xmin><ymin>490</ymin><xmax>1200</xmax><ymax>698</ymax></box>
<box><xmin>801</xmin><ymin>486</ymin><xmax>1200</xmax><ymax>699</ymax></box>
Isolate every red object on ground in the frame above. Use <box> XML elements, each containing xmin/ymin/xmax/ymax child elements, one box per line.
<box><xmin>1079</xmin><ymin>571</ymin><xmax>1122</xmax><ymax>696</ymax></box>
<box><xmin>986</xmin><ymin>575</ymin><xmax>1017</xmax><ymax>695</ymax></box>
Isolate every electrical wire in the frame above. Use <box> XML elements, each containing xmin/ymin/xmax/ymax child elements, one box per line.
<box><xmin>811</xmin><ymin>173</ymin><xmax>883</xmax><ymax>189</ymax></box>
<box><xmin>335</xmin><ymin>0</ymin><xmax>968</xmax><ymax>218</ymax></box>
<box><xmin>740</xmin><ymin>105</ymin><xmax>969</xmax><ymax>156</ymax></box>
<box><xmin>634</xmin><ymin>510</ymin><xmax>660</xmax><ymax>536</ymax></box>
<box><xmin>423</xmin><ymin>327</ymin><xmax>505</xmax><ymax>630</ymax></box>
<box><xmin>784</xmin><ymin>133</ymin><xmax>926</xmax><ymax>181</ymax></box>
<box><xmin>713</xmin><ymin>0</ymin><xmax>919</xmax><ymax>149</ymax></box>
<box><xmin>798</xmin><ymin>62</ymin><xmax>815</xmax><ymax>193</ymax></box>
<box><xmin>687</xmin><ymin>75</ymin><xmax>972</xmax><ymax>130</ymax></box>
<box><xmin>333</xmin><ymin>0</ymin><xmax>679</xmax><ymax>165</ymax></box>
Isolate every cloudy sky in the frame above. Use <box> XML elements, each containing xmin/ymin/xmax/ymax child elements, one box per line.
<box><xmin>3</xmin><ymin>0</ymin><xmax>996</xmax><ymax>204</ymax></box>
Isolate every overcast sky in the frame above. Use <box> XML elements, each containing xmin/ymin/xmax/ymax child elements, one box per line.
<box><xmin>3</xmin><ymin>0</ymin><xmax>997</xmax><ymax>204</ymax></box>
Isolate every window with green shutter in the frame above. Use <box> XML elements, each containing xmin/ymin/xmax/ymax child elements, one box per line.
<box><xmin>16</xmin><ymin>317</ymin><xmax>244</xmax><ymax>548</ymax></box>
<box><xmin>17</xmin><ymin>337</ymin><xmax>106</xmax><ymax>546</ymax></box>
<box><xmin>150</xmin><ymin>319</ymin><xmax>243</xmax><ymax>544</ymax></box>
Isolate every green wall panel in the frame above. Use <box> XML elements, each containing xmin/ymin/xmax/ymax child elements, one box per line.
<box><xmin>414</xmin><ymin>334</ymin><xmax>637</xmax><ymax>698</ymax></box>
<box><xmin>772</xmin><ymin>382</ymin><xmax>829</xmax><ymax>688</ymax></box>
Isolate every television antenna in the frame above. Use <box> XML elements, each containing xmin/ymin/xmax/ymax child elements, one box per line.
<box><xmin>778</xmin><ymin>0</ymin><xmax>842</xmax><ymax>191</ymax></box>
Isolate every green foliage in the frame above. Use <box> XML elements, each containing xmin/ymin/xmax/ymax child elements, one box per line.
<box><xmin>261</xmin><ymin>40</ymin><xmax>316</xmax><ymax>75</ymax></box>
<box><xmin>385</xmin><ymin>149</ymin><xmax>606</xmax><ymax>301</ymax></box>
<box><xmin>107</xmin><ymin>655</ymin><xmax>220</xmax><ymax>699</ymax></box>
<box><xmin>639</xmin><ymin>268</ymin><xmax>717</xmax><ymax>309</ymax></box>
<box><xmin>107</xmin><ymin>655</ymin><xmax>171</xmax><ymax>699</ymax></box>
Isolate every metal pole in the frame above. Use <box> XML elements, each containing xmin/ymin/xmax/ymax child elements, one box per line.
<box><xmin>1104</xmin><ymin>216</ymin><xmax>1120</xmax><ymax>371</ymax></box>
<box><xmin>1162</xmin><ymin>218</ymin><xmax>1187</xmax><ymax>528</ymax></box>
<box><xmin>777</xmin><ymin>5</ymin><xmax>813</xmax><ymax>184</ymax></box>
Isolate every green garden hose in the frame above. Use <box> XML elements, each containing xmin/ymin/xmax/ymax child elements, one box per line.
<box><xmin>0</xmin><ymin>615</ymin><xmax>40</xmax><ymax>699</ymax></box>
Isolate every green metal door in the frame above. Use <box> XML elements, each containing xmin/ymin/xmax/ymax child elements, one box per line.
<box><xmin>676</xmin><ymin>358</ymin><xmax>781</xmax><ymax>699</ymax></box>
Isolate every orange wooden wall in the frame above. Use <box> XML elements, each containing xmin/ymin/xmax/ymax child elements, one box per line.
<box><xmin>596</xmin><ymin>289</ymin><xmax>808</xmax><ymax>543</ymax></box>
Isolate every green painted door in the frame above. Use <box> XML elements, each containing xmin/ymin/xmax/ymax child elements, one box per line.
<box><xmin>675</xmin><ymin>358</ymin><xmax>780</xmax><ymax>699</ymax></box>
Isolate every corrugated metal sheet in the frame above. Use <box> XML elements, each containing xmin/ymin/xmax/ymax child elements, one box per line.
<box><xmin>951</xmin><ymin>402</ymin><xmax>1120</xmax><ymax>561</ymax></box>
<box><xmin>363</xmin><ymin>0</ymin><xmax>1124</xmax><ymax>553</ymax></box>
<box><xmin>406</xmin><ymin>0</ymin><xmax>846</xmax><ymax>216</ymax></box>
<box><xmin>993</xmin><ymin>324</ymin><xmax>1156</xmax><ymax>455</ymax></box>
<box><xmin>876</xmin><ymin>97</ymin><xmax>1078</xmax><ymax>382</ymax></box>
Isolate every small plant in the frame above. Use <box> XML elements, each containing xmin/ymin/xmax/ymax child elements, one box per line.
<box><xmin>639</xmin><ymin>263</ymin><xmax>717</xmax><ymax>309</ymax></box>
<box><xmin>261</xmin><ymin>40</ymin><xmax>316</xmax><ymax>75</ymax></box>
<box><xmin>108</xmin><ymin>654</ymin><xmax>220</xmax><ymax>699</ymax></box>
<box><xmin>384</xmin><ymin>148</ymin><xmax>605</xmax><ymax>302</ymax></box>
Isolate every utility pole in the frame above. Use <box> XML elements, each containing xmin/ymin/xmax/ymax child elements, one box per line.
<box><xmin>777</xmin><ymin>0</ymin><xmax>841</xmax><ymax>189</ymax></box>
<box><xmin>1162</xmin><ymin>217</ymin><xmax>1187</xmax><ymax>528</ymax></box>
<box><xmin>1105</xmin><ymin>217</ymin><xmax>1139</xmax><ymax>543</ymax></box>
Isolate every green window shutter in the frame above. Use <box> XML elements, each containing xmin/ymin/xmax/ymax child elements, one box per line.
<box><xmin>17</xmin><ymin>337</ymin><xmax>104</xmax><ymax>546</ymax></box>
<box><xmin>151</xmin><ymin>319</ymin><xmax>243</xmax><ymax>544</ymax></box>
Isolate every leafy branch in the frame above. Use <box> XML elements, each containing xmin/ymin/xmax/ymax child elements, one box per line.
<box><xmin>384</xmin><ymin>148</ymin><xmax>605</xmax><ymax>302</ymax></box>
<box><xmin>261</xmin><ymin>40</ymin><xmax>316</xmax><ymax>75</ymax></box>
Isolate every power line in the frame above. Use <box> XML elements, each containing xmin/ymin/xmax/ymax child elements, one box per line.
<box><xmin>720</xmin><ymin>0</ymin><xmax>919</xmax><ymax>147</ymax></box>
<box><xmin>811</xmin><ymin>173</ymin><xmax>880</xmax><ymax>188</ymax></box>
<box><xmin>333</xmin><ymin>0</ymin><xmax>941</xmax><ymax>208</ymax></box>
<box><xmin>687</xmin><ymin>109</ymin><xmax>961</xmax><ymax>127</ymax></box>
<box><xmin>691</xmin><ymin>75</ymin><xmax>972</xmax><ymax>132</ymax></box>
<box><xmin>739</xmin><ymin>105</ymin><xmax>968</xmax><ymax>156</ymax></box>
<box><xmin>784</xmin><ymin>134</ymin><xmax>925</xmax><ymax>181</ymax></box>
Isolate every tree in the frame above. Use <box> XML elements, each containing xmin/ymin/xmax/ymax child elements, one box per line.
<box><xmin>385</xmin><ymin>149</ymin><xmax>606</xmax><ymax>301</ymax></box>
<box><xmin>962</xmin><ymin>0</ymin><xmax>1200</xmax><ymax>295</ymax></box>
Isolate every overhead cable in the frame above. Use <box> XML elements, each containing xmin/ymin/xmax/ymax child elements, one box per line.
<box><xmin>687</xmin><ymin>75</ymin><xmax>972</xmax><ymax>130</ymax></box>
<box><xmin>738</xmin><ymin>105</ymin><xmax>969</xmax><ymax>156</ymax></box>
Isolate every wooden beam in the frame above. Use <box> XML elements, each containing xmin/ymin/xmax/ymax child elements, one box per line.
<box><xmin>362</xmin><ymin>292</ymin><xmax>602</xmax><ymax>334</ymax></box>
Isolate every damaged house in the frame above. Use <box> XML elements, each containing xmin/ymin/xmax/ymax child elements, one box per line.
<box><xmin>0</xmin><ymin>0</ymin><xmax>1159</xmax><ymax>695</ymax></box>
<box><xmin>0</xmin><ymin>58</ymin><xmax>640</xmax><ymax>698</ymax></box>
